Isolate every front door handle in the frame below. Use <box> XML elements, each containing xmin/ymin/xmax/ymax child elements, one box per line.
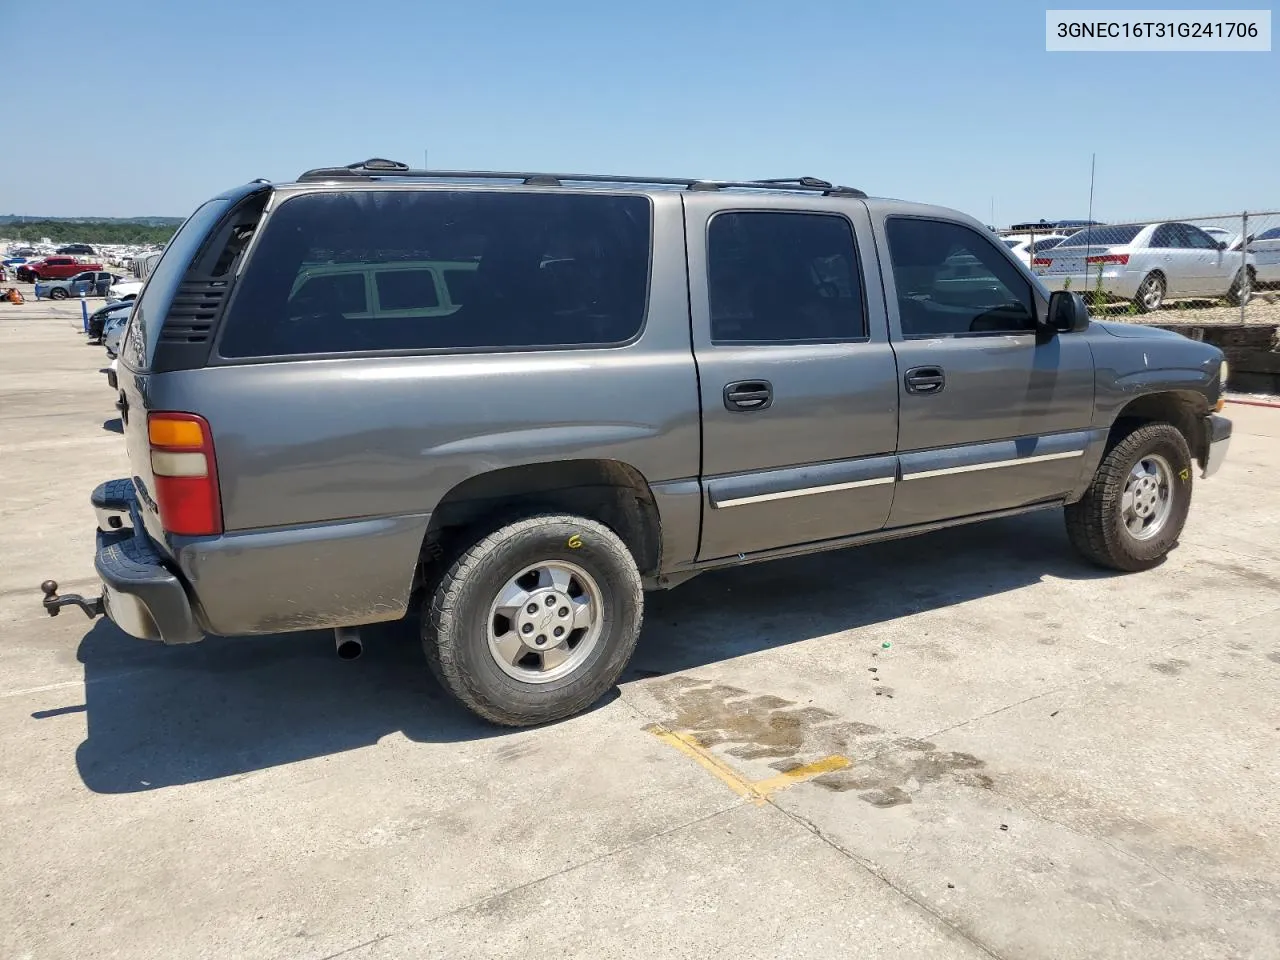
<box><xmin>723</xmin><ymin>380</ymin><xmax>773</xmax><ymax>412</ymax></box>
<box><xmin>904</xmin><ymin>366</ymin><xmax>945</xmax><ymax>396</ymax></box>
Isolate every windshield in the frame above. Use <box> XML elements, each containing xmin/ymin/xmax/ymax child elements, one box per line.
<box><xmin>1002</xmin><ymin>238</ymin><xmax>1021</xmax><ymax>248</ymax></box>
<box><xmin>1056</xmin><ymin>225</ymin><xmax>1143</xmax><ymax>248</ymax></box>
<box><xmin>125</xmin><ymin>198</ymin><xmax>228</xmax><ymax>368</ymax></box>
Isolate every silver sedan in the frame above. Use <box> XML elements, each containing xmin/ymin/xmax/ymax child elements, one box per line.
<box><xmin>1034</xmin><ymin>222</ymin><xmax>1256</xmax><ymax>312</ymax></box>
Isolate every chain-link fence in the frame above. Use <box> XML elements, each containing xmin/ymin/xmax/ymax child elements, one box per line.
<box><xmin>999</xmin><ymin>210</ymin><xmax>1280</xmax><ymax>326</ymax></box>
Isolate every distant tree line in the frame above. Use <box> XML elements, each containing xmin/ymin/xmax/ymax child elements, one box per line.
<box><xmin>2</xmin><ymin>220</ymin><xmax>177</xmax><ymax>245</ymax></box>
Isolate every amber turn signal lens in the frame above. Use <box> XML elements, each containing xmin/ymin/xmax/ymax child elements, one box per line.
<box><xmin>148</xmin><ymin>418</ymin><xmax>205</xmax><ymax>448</ymax></box>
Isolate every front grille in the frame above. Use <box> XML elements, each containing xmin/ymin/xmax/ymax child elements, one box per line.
<box><xmin>158</xmin><ymin>279</ymin><xmax>226</xmax><ymax>344</ymax></box>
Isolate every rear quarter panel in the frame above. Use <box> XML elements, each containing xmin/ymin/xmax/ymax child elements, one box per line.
<box><xmin>149</xmin><ymin>191</ymin><xmax>701</xmax><ymax>635</ymax></box>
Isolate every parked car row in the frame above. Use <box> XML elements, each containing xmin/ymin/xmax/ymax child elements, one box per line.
<box><xmin>1031</xmin><ymin>221</ymin><xmax>1256</xmax><ymax>312</ymax></box>
<box><xmin>34</xmin><ymin>270</ymin><xmax>121</xmax><ymax>300</ymax></box>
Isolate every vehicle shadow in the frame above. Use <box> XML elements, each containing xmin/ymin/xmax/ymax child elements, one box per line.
<box><xmin>74</xmin><ymin>510</ymin><xmax>1111</xmax><ymax>793</ymax></box>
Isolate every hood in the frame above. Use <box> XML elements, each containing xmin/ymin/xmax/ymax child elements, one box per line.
<box><xmin>1091</xmin><ymin>319</ymin><xmax>1198</xmax><ymax>342</ymax></box>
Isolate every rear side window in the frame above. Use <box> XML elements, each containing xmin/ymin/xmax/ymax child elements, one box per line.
<box><xmin>124</xmin><ymin>198</ymin><xmax>230</xmax><ymax>369</ymax></box>
<box><xmin>218</xmin><ymin>190</ymin><xmax>651</xmax><ymax>358</ymax></box>
<box><xmin>707</xmin><ymin>212</ymin><xmax>866</xmax><ymax>343</ymax></box>
<box><xmin>885</xmin><ymin>218</ymin><xmax>1036</xmax><ymax>338</ymax></box>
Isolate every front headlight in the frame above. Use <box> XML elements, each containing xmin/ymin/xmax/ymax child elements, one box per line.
<box><xmin>1220</xmin><ymin>359</ymin><xmax>1229</xmax><ymax>389</ymax></box>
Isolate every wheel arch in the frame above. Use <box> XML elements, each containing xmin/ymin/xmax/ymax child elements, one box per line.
<box><xmin>416</xmin><ymin>458</ymin><xmax>663</xmax><ymax>591</ymax></box>
<box><xmin>1110</xmin><ymin>390</ymin><xmax>1210</xmax><ymax>466</ymax></box>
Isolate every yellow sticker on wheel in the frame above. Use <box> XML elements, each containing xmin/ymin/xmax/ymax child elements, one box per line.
<box><xmin>1179</xmin><ymin>468</ymin><xmax>1190</xmax><ymax>481</ymax></box>
<box><xmin>566</xmin><ymin>534</ymin><xmax>583</xmax><ymax>549</ymax></box>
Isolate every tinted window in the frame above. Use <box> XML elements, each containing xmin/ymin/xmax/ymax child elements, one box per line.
<box><xmin>219</xmin><ymin>190</ymin><xmax>651</xmax><ymax>358</ymax></box>
<box><xmin>1031</xmin><ymin>236</ymin><xmax>1066</xmax><ymax>253</ymax></box>
<box><xmin>1183</xmin><ymin>225</ymin><xmax>1218</xmax><ymax>249</ymax></box>
<box><xmin>1002</xmin><ymin>238</ymin><xmax>1021</xmax><ymax>248</ymax></box>
<box><xmin>292</xmin><ymin>272</ymin><xmax>368</xmax><ymax>314</ymax></box>
<box><xmin>375</xmin><ymin>269</ymin><xmax>439</xmax><ymax>311</ymax></box>
<box><xmin>1150</xmin><ymin>224</ymin><xmax>1184</xmax><ymax>248</ymax></box>
<box><xmin>126</xmin><ymin>198</ymin><xmax>229</xmax><ymax>368</ymax></box>
<box><xmin>707</xmin><ymin>212</ymin><xmax>866</xmax><ymax>343</ymax></box>
<box><xmin>1256</xmin><ymin>227</ymin><xmax>1280</xmax><ymax>241</ymax></box>
<box><xmin>885</xmin><ymin>218</ymin><xmax>1036</xmax><ymax>338</ymax></box>
<box><xmin>1056</xmin><ymin>225</ymin><xmax>1143</xmax><ymax>248</ymax></box>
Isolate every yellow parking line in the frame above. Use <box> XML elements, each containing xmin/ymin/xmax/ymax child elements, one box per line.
<box><xmin>646</xmin><ymin>723</ymin><xmax>850</xmax><ymax>804</ymax></box>
<box><xmin>750</xmin><ymin>755</ymin><xmax>851</xmax><ymax>795</ymax></box>
<box><xmin>645</xmin><ymin>724</ymin><xmax>757</xmax><ymax>800</ymax></box>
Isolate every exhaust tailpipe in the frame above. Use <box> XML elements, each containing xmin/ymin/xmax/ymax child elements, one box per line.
<box><xmin>334</xmin><ymin>627</ymin><xmax>363</xmax><ymax>661</ymax></box>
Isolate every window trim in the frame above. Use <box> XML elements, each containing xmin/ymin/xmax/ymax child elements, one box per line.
<box><xmin>883</xmin><ymin>214</ymin><xmax>1039</xmax><ymax>341</ymax></box>
<box><xmin>704</xmin><ymin>208</ymin><xmax>871</xmax><ymax>347</ymax></box>
<box><xmin>209</xmin><ymin>188</ymin><xmax>656</xmax><ymax>364</ymax></box>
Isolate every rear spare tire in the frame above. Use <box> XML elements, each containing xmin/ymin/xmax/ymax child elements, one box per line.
<box><xmin>424</xmin><ymin>514</ymin><xmax>643</xmax><ymax>726</ymax></box>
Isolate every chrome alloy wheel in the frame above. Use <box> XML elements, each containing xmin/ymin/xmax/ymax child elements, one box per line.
<box><xmin>1121</xmin><ymin>453</ymin><xmax>1174</xmax><ymax>541</ymax></box>
<box><xmin>486</xmin><ymin>560</ymin><xmax>603</xmax><ymax>683</ymax></box>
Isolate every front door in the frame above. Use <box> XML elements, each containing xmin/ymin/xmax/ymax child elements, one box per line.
<box><xmin>875</xmin><ymin>213</ymin><xmax>1097</xmax><ymax>529</ymax></box>
<box><xmin>685</xmin><ymin>195</ymin><xmax>900</xmax><ymax>560</ymax></box>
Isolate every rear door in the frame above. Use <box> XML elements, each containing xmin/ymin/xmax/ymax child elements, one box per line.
<box><xmin>684</xmin><ymin>194</ymin><xmax>899</xmax><ymax>560</ymax></box>
<box><xmin>876</xmin><ymin>211</ymin><xmax>1096</xmax><ymax>528</ymax></box>
<box><xmin>1148</xmin><ymin>223</ymin><xmax>1199</xmax><ymax>296</ymax></box>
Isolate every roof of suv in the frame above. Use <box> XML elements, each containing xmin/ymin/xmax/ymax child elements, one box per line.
<box><xmin>288</xmin><ymin>157</ymin><xmax>870</xmax><ymax>199</ymax></box>
<box><xmin>216</xmin><ymin>158</ymin><xmax>995</xmax><ymax>239</ymax></box>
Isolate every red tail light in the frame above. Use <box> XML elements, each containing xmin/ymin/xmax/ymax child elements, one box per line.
<box><xmin>1086</xmin><ymin>253</ymin><xmax>1129</xmax><ymax>265</ymax></box>
<box><xmin>147</xmin><ymin>412</ymin><xmax>222</xmax><ymax>536</ymax></box>
<box><xmin>1032</xmin><ymin>257</ymin><xmax>1053</xmax><ymax>267</ymax></box>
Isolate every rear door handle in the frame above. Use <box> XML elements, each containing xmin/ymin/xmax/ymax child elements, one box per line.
<box><xmin>904</xmin><ymin>366</ymin><xmax>945</xmax><ymax>395</ymax></box>
<box><xmin>723</xmin><ymin>380</ymin><xmax>773</xmax><ymax>412</ymax></box>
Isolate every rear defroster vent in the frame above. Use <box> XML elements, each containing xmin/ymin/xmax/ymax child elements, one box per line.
<box><xmin>159</xmin><ymin>279</ymin><xmax>227</xmax><ymax>344</ymax></box>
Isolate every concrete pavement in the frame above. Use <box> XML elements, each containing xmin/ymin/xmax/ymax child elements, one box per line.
<box><xmin>2</xmin><ymin>292</ymin><xmax>1277</xmax><ymax>959</ymax></box>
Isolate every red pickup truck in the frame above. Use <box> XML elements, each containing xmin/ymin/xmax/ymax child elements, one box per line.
<box><xmin>18</xmin><ymin>256</ymin><xmax>104</xmax><ymax>281</ymax></box>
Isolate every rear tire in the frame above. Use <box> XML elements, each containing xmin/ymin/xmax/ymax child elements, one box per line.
<box><xmin>1132</xmin><ymin>273</ymin><xmax>1165</xmax><ymax>313</ymax></box>
<box><xmin>1226</xmin><ymin>267</ymin><xmax>1255</xmax><ymax>306</ymax></box>
<box><xmin>424</xmin><ymin>514</ymin><xmax>643</xmax><ymax>726</ymax></box>
<box><xmin>1065</xmin><ymin>423</ymin><xmax>1193</xmax><ymax>572</ymax></box>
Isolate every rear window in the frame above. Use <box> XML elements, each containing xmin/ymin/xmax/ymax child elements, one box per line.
<box><xmin>218</xmin><ymin>190</ymin><xmax>652</xmax><ymax>358</ymax></box>
<box><xmin>1055</xmin><ymin>225</ymin><xmax>1143</xmax><ymax>248</ymax></box>
<box><xmin>375</xmin><ymin>269</ymin><xmax>439</xmax><ymax>311</ymax></box>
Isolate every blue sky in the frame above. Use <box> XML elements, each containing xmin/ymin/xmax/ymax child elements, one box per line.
<box><xmin>2</xmin><ymin>0</ymin><xmax>1275</xmax><ymax>223</ymax></box>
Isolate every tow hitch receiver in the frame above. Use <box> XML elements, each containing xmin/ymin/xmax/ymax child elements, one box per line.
<box><xmin>41</xmin><ymin>580</ymin><xmax>104</xmax><ymax>619</ymax></box>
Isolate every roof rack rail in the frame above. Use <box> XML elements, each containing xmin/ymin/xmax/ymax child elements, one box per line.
<box><xmin>296</xmin><ymin>159</ymin><xmax>867</xmax><ymax>198</ymax></box>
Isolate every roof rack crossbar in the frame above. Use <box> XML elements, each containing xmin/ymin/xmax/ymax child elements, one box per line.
<box><xmin>296</xmin><ymin>159</ymin><xmax>867</xmax><ymax>197</ymax></box>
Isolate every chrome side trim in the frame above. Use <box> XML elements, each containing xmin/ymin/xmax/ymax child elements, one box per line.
<box><xmin>715</xmin><ymin>475</ymin><xmax>896</xmax><ymax>508</ymax></box>
<box><xmin>902</xmin><ymin>449</ymin><xmax>1083</xmax><ymax>481</ymax></box>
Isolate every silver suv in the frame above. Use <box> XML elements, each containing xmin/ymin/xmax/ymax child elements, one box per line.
<box><xmin>42</xmin><ymin>159</ymin><xmax>1232</xmax><ymax>726</ymax></box>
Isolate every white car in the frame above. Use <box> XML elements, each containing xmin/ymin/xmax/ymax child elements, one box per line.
<box><xmin>1000</xmin><ymin>234</ymin><xmax>1070</xmax><ymax>266</ymax></box>
<box><xmin>1243</xmin><ymin>226</ymin><xmax>1280</xmax><ymax>287</ymax></box>
<box><xmin>1034</xmin><ymin>221</ymin><xmax>1256</xmax><ymax>312</ymax></box>
<box><xmin>103</xmin><ymin>309</ymin><xmax>132</xmax><ymax>358</ymax></box>
<box><xmin>106</xmin><ymin>278</ymin><xmax>145</xmax><ymax>303</ymax></box>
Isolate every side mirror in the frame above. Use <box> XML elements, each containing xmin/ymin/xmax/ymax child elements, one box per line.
<box><xmin>1216</xmin><ymin>240</ymin><xmax>1228</xmax><ymax>250</ymax></box>
<box><xmin>1047</xmin><ymin>290</ymin><xmax>1090</xmax><ymax>334</ymax></box>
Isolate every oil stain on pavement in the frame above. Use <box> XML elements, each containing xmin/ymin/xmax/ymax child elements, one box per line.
<box><xmin>645</xmin><ymin>675</ymin><xmax>990</xmax><ymax>808</ymax></box>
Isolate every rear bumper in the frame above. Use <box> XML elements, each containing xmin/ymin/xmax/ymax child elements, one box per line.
<box><xmin>1202</xmin><ymin>414</ymin><xmax>1231</xmax><ymax>479</ymax></box>
<box><xmin>92</xmin><ymin>479</ymin><xmax>204</xmax><ymax>644</ymax></box>
<box><xmin>1036</xmin><ymin>269</ymin><xmax>1142</xmax><ymax>299</ymax></box>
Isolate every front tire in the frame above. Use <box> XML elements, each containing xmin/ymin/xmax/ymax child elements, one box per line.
<box><xmin>1132</xmin><ymin>273</ymin><xmax>1165</xmax><ymax>313</ymax></box>
<box><xmin>48</xmin><ymin>287</ymin><xmax>68</xmax><ymax>300</ymax></box>
<box><xmin>424</xmin><ymin>514</ymin><xmax>643</xmax><ymax>726</ymax></box>
<box><xmin>1065</xmin><ymin>423</ymin><xmax>1193</xmax><ymax>572</ymax></box>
